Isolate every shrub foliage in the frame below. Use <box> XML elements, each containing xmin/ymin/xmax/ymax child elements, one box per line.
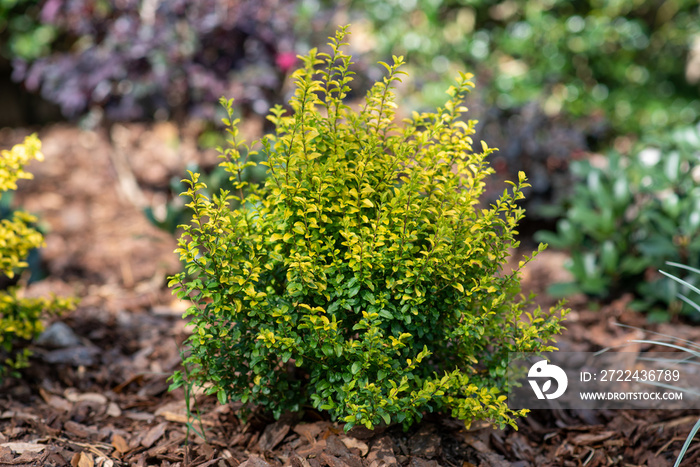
<box><xmin>170</xmin><ymin>28</ymin><xmax>565</xmax><ymax>430</ymax></box>
<box><xmin>0</xmin><ymin>135</ymin><xmax>74</xmax><ymax>381</ymax></box>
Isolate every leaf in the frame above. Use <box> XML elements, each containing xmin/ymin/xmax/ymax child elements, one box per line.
<box><xmin>0</xmin><ymin>442</ymin><xmax>46</xmax><ymax>454</ymax></box>
<box><xmin>381</xmin><ymin>412</ymin><xmax>391</xmax><ymax>425</ymax></box>
<box><xmin>72</xmin><ymin>452</ymin><xmax>94</xmax><ymax>467</ymax></box>
<box><xmin>111</xmin><ymin>434</ymin><xmax>130</xmax><ymax>454</ymax></box>
<box><xmin>351</xmin><ymin>362</ymin><xmax>362</xmax><ymax>375</ymax></box>
<box><xmin>378</xmin><ymin>309</ymin><xmax>392</xmax><ymax>320</ymax></box>
<box><xmin>348</xmin><ymin>284</ymin><xmax>361</xmax><ymax>298</ymax></box>
<box><xmin>217</xmin><ymin>388</ymin><xmax>227</xmax><ymax>405</ymax></box>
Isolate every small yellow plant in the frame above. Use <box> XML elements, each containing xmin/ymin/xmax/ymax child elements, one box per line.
<box><xmin>0</xmin><ymin>135</ymin><xmax>75</xmax><ymax>381</ymax></box>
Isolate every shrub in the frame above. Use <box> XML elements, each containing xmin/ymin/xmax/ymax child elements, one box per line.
<box><xmin>347</xmin><ymin>0</ymin><xmax>700</xmax><ymax>217</ymax></box>
<box><xmin>0</xmin><ymin>0</ymin><xmax>56</xmax><ymax>61</ymax></box>
<box><xmin>169</xmin><ymin>28</ymin><xmax>566</xmax><ymax>431</ymax></box>
<box><xmin>536</xmin><ymin>123</ymin><xmax>700</xmax><ymax>319</ymax></box>
<box><xmin>0</xmin><ymin>134</ymin><xmax>75</xmax><ymax>381</ymax></box>
<box><xmin>352</xmin><ymin>0</ymin><xmax>700</xmax><ymax>134</ymax></box>
<box><xmin>11</xmin><ymin>0</ymin><xmax>314</xmax><ymax>121</ymax></box>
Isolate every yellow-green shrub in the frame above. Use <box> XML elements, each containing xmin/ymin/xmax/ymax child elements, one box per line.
<box><xmin>169</xmin><ymin>28</ymin><xmax>566</xmax><ymax>431</ymax></box>
<box><xmin>0</xmin><ymin>135</ymin><xmax>74</xmax><ymax>381</ymax></box>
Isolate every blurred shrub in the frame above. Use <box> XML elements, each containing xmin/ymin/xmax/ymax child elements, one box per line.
<box><xmin>169</xmin><ymin>29</ymin><xmax>565</xmax><ymax>430</ymax></box>
<box><xmin>11</xmin><ymin>0</ymin><xmax>317</xmax><ymax>122</ymax></box>
<box><xmin>0</xmin><ymin>134</ymin><xmax>75</xmax><ymax>382</ymax></box>
<box><xmin>536</xmin><ymin>124</ymin><xmax>700</xmax><ymax>319</ymax></box>
<box><xmin>0</xmin><ymin>0</ymin><xmax>57</xmax><ymax>60</ymax></box>
<box><xmin>351</xmin><ymin>0</ymin><xmax>700</xmax><ymax>214</ymax></box>
<box><xmin>354</xmin><ymin>0</ymin><xmax>700</xmax><ymax>133</ymax></box>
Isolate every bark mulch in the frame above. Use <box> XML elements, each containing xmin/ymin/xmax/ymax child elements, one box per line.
<box><xmin>1</xmin><ymin>123</ymin><xmax>699</xmax><ymax>466</ymax></box>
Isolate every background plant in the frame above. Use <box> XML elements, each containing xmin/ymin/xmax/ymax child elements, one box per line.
<box><xmin>0</xmin><ymin>0</ymin><xmax>56</xmax><ymax>61</ymax></box>
<box><xmin>536</xmin><ymin>123</ymin><xmax>700</xmax><ymax>320</ymax></box>
<box><xmin>0</xmin><ymin>134</ymin><xmax>75</xmax><ymax>382</ymax></box>
<box><xmin>169</xmin><ymin>28</ymin><xmax>565</xmax><ymax>431</ymax></box>
<box><xmin>346</xmin><ymin>0</ymin><xmax>700</xmax><ymax>215</ymax></box>
<box><xmin>352</xmin><ymin>0</ymin><xmax>700</xmax><ymax>133</ymax></box>
<box><xmin>144</xmin><ymin>157</ymin><xmax>267</xmax><ymax>235</ymax></box>
<box><xmin>656</xmin><ymin>263</ymin><xmax>700</xmax><ymax>466</ymax></box>
<box><xmin>601</xmin><ymin>262</ymin><xmax>700</xmax><ymax>466</ymax></box>
<box><xmin>10</xmin><ymin>0</ymin><xmax>331</xmax><ymax>122</ymax></box>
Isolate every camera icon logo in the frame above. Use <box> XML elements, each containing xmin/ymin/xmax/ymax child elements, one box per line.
<box><xmin>528</xmin><ymin>359</ymin><xmax>568</xmax><ymax>400</ymax></box>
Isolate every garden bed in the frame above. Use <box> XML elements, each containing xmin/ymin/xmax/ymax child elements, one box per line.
<box><xmin>1</xmin><ymin>124</ymin><xmax>699</xmax><ymax>467</ymax></box>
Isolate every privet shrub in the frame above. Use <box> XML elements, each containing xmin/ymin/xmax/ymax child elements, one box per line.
<box><xmin>170</xmin><ymin>28</ymin><xmax>566</xmax><ymax>430</ymax></box>
<box><xmin>0</xmin><ymin>135</ymin><xmax>75</xmax><ymax>381</ymax></box>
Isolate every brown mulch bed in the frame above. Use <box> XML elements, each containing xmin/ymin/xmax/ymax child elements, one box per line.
<box><xmin>1</xmin><ymin>123</ymin><xmax>700</xmax><ymax>466</ymax></box>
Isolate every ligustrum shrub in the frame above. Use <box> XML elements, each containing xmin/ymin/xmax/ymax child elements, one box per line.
<box><xmin>170</xmin><ymin>27</ymin><xmax>566</xmax><ymax>431</ymax></box>
<box><xmin>0</xmin><ymin>135</ymin><xmax>75</xmax><ymax>382</ymax></box>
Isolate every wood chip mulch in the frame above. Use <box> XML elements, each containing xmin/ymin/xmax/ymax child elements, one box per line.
<box><xmin>1</xmin><ymin>123</ymin><xmax>700</xmax><ymax>466</ymax></box>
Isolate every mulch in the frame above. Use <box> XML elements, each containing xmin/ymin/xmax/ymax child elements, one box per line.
<box><xmin>1</xmin><ymin>123</ymin><xmax>699</xmax><ymax>466</ymax></box>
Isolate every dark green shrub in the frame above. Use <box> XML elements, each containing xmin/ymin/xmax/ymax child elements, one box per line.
<box><xmin>0</xmin><ymin>134</ymin><xmax>75</xmax><ymax>381</ymax></box>
<box><xmin>536</xmin><ymin>124</ymin><xmax>700</xmax><ymax>319</ymax></box>
<box><xmin>169</xmin><ymin>28</ymin><xmax>566</xmax><ymax>430</ymax></box>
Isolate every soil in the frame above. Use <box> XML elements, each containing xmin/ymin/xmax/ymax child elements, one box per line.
<box><xmin>1</xmin><ymin>123</ymin><xmax>700</xmax><ymax>467</ymax></box>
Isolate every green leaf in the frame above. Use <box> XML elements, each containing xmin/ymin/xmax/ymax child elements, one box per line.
<box><xmin>378</xmin><ymin>309</ymin><xmax>392</xmax><ymax>320</ymax></box>
<box><xmin>217</xmin><ymin>389</ymin><xmax>227</xmax><ymax>405</ymax></box>
<box><xmin>348</xmin><ymin>284</ymin><xmax>361</xmax><ymax>298</ymax></box>
<box><xmin>381</xmin><ymin>412</ymin><xmax>391</xmax><ymax>425</ymax></box>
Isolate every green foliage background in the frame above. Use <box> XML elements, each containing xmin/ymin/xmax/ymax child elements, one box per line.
<box><xmin>352</xmin><ymin>0</ymin><xmax>700</xmax><ymax>134</ymax></box>
<box><xmin>537</xmin><ymin>124</ymin><xmax>700</xmax><ymax>320</ymax></box>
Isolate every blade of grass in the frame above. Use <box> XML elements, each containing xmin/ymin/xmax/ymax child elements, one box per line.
<box><xmin>677</xmin><ymin>293</ymin><xmax>700</xmax><ymax>314</ymax></box>
<box><xmin>627</xmin><ymin>340</ymin><xmax>700</xmax><ymax>359</ymax></box>
<box><xmin>675</xmin><ymin>418</ymin><xmax>700</xmax><ymax>467</ymax></box>
<box><xmin>659</xmin><ymin>270</ymin><xmax>700</xmax><ymax>297</ymax></box>
<box><xmin>611</xmin><ymin>323</ymin><xmax>700</xmax><ymax>351</ymax></box>
<box><xmin>665</xmin><ymin>261</ymin><xmax>700</xmax><ymax>276</ymax></box>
